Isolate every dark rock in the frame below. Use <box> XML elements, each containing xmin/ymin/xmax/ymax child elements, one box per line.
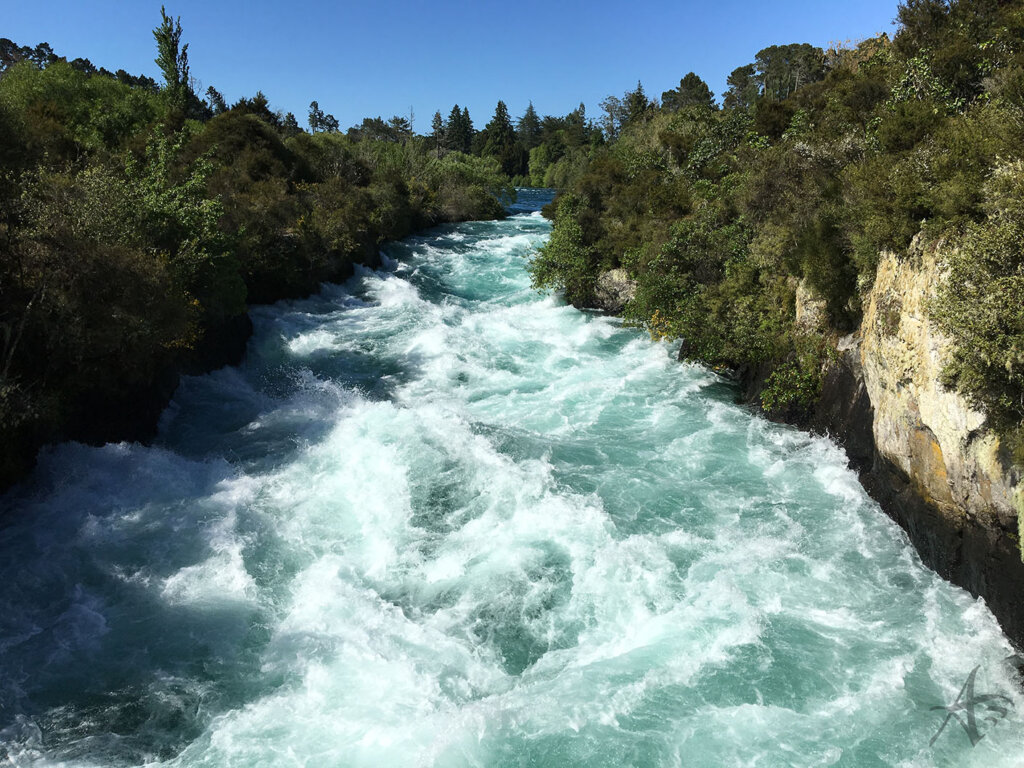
<box><xmin>183</xmin><ymin>313</ymin><xmax>254</xmax><ymax>375</ymax></box>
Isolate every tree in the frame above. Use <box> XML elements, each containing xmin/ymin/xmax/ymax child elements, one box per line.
<box><xmin>69</xmin><ymin>57</ymin><xmax>97</xmax><ymax>75</ymax></box>
<box><xmin>599</xmin><ymin>95</ymin><xmax>626</xmax><ymax>140</ymax></box>
<box><xmin>0</xmin><ymin>38</ymin><xmax>24</xmax><ymax>72</ymax></box>
<box><xmin>231</xmin><ymin>91</ymin><xmax>279</xmax><ymax>126</ymax></box>
<box><xmin>662</xmin><ymin>72</ymin><xmax>715</xmax><ymax>111</ymax></box>
<box><xmin>153</xmin><ymin>6</ymin><xmax>191</xmax><ymax>108</ymax></box>
<box><xmin>431</xmin><ymin>110</ymin><xmax>445</xmax><ymax>157</ymax></box>
<box><xmin>321</xmin><ymin>112</ymin><xmax>339</xmax><ymax>133</ymax></box>
<box><xmin>206</xmin><ymin>86</ymin><xmax>227</xmax><ymax>115</ymax></box>
<box><xmin>516</xmin><ymin>102</ymin><xmax>542</xmax><ymax>150</ymax></box>
<box><xmin>485</xmin><ymin>100</ymin><xmax>515</xmax><ymax>143</ymax></box>
<box><xmin>0</xmin><ymin>39</ymin><xmax>56</xmax><ymax>73</ymax></box>
<box><xmin>446</xmin><ymin>104</ymin><xmax>472</xmax><ymax>153</ymax></box>
<box><xmin>29</xmin><ymin>43</ymin><xmax>56</xmax><ymax>69</ymax></box>
<box><xmin>624</xmin><ymin>81</ymin><xmax>654</xmax><ymax>124</ymax></box>
<box><xmin>528</xmin><ymin>143</ymin><xmax>553</xmax><ymax>186</ymax></box>
<box><xmin>445</xmin><ymin>104</ymin><xmax>462</xmax><ymax>150</ymax></box>
<box><xmin>723</xmin><ymin>64</ymin><xmax>760</xmax><ymax>109</ymax></box>
<box><xmin>116</xmin><ymin>69</ymin><xmax>159</xmax><ymax>91</ymax></box>
<box><xmin>281</xmin><ymin>111</ymin><xmax>301</xmax><ymax>136</ymax></box>
<box><xmin>754</xmin><ymin>44</ymin><xmax>825</xmax><ymax>101</ymax></box>
<box><xmin>308</xmin><ymin>100</ymin><xmax>325</xmax><ymax>133</ymax></box>
<box><xmin>563</xmin><ymin>102</ymin><xmax>589</xmax><ymax>148</ymax></box>
<box><xmin>894</xmin><ymin>0</ymin><xmax>1003</xmax><ymax>101</ymax></box>
<box><xmin>482</xmin><ymin>100</ymin><xmax>524</xmax><ymax>176</ymax></box>
<box><xmin>388</xmin><ymin>114</ymin><xmax>412</xmax><ymax>143</ymax></box>
<box><xmin>461</xmin><ymin>107</ymin><xmax>473</xmax><ymax>151</ymax></box>
<box><xmin>895</xmin><ymin>0</ymin><xmax>952</xmax><ymax>57</ymax></box>
<box><xmin>349</xmin><ymin>116</ymin><xmax>406</xmax><ymax>141</ymax></box>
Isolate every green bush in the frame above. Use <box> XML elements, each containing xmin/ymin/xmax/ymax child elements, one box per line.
<box><xmin>528</xmin><ymin>195</ymin><xmax>598</xmax><ymax>305</ymax></box>
<box><xmin>0</xmin><ymin>60</ymin><xmax>160</xmax><ymax>157</ymax></box>
<box><xmin>932</xmin><ymin>161</ymin><xmax>1024</xmax><ymax>464</ymax></box>
<box><xmin>759</xmin><ymin>335</ymin><xmax>830</xmax><ymax>418</ymax></box>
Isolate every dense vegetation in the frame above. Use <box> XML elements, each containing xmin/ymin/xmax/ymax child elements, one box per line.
<box><xmin>425</xmin><ymin>99</ymin><xmax>602</xmax><ymax>188</ymax></box>
<box><xmin>0</xmin><ymin>11</ymin><xmax>518</xmax><ymax>488</ymax></box>
<box><xmin>530</xmin><ymin>0</ymin><xmax>1024</xmax><ymax>464</ymax></box>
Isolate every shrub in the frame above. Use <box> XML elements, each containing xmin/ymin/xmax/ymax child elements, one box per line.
<box><xmin>932</xmin><ymin>161</ymin><xmax>1024</xmax><ymax>464</ymax></box>
<box><xmin>528</xmin><ymin>195</ymin><xmax>598</xmax><ymax>305</ymax></box>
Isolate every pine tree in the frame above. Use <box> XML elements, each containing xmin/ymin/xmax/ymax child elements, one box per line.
<box><xmin>431</xmin><ymin>110</ymin><xmax>445</xmax><ymax>157</ymax></box>
<box><xmin>282</xmin><ymin>112</ymin><xmax>301</xmax><ymax>136</ymax></box>
<box><xmin>446</xmin><ymin>104</ymin><xmax>473</xmax><ymax>153</ymax></box>
<box><xmin>625</xmin><ymin>81</ymin><xmax>652</xmax><ymax>124</ymax></box>
<box><xmin>321</xmin><ymin>112</ymin><xmax>339</xmax><ymax>133</ymax></box>
<box><xmin>29</xmin><ymin>42</ymin><xmax>56</xmax><ymax>69</ymax></box>
<box><xmin>564</xmin><ymin>102</ymin><xmax>588</xmax><ymax>148</ymax></box>
<box><xmin>460</xmin><ymin>107</ymin><xmax>473</xmax><ymax>153</ymax></box>
<box><xmin>388</xmin><ymin>115</ymin><xmax>412</xmax><ymax>143</ymax></box>
<box><xmin>516</xmin><ymin>102</ymin><xmax>542</xmax><ymax>150</ymax></box>
<box><xmin>486</xmin><ymin>101</ymin><xmax>515</xmax><ymax>142</ymax></box>
<box><xmin>484</xmin><ymin>100</ymin><xmax>525</xmax><ymax>177</ymax></box>
<box><xmin>723</xmin><ymin>64</ymin><xmax>760</xmax><ymax>109</ymax></box>
<box><xmin>205</xmin><ymin>86</ymin><xmax>227</xmax><ymax>115</ymax></box>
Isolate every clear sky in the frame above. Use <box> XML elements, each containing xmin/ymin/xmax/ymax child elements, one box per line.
<box><xmin>5</xmin><ymin>0</ymin><xmax>901</xmax><ymax>131</ymax></box>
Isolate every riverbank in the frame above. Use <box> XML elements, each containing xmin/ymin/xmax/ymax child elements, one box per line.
<box><xmin>738</xmin><ymin>245</ymin><xmax>1024</xmax><ymax>649</ymax></box>
<box><xmin>0</xmin><ymin>200</ymin><xmax>507</xmax><ymax>495</ymax></box>
<box><xmin>588</xmin><ymin>256</ymin><xmax>1024</xmax><ymax>650</ymax></box>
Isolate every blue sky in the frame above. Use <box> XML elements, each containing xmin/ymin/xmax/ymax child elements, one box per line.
<box><xmin>6</xmin><ymin>1</ymin><xmax>900</xmax><ymax>131</ymax></box>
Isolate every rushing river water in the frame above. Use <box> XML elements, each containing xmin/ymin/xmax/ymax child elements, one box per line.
<box><xmin>1</xmin><ymin>189</ymin><xmax>1023</xmax><ymax>767</ymax></box>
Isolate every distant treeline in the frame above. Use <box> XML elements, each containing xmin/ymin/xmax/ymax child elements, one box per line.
<box><xmin>303</xmin><ymin>98</ymin><xmax>602</xmax><ymax>191</ymax></box>
<box><xmin>530</xmin><ymin>0</ymin><xmax>1024</xmax><ymax>464</ymax></box>
<box><xmin>0</xmin><ymin>10</ymin><xmax>514</xmax><ymax>488</ymax></box>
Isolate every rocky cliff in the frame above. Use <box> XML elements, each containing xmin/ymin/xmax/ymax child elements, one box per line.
<box><xmin>801</xmin><ymin>238</ymin><xmax>1023</xmax><ymax>646</ymax></box>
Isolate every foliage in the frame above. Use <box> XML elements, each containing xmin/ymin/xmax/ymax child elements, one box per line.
<box><xmin>153</xmin><ymin>6</ymin><xmax>190</xmax><ymax>109</ymax></box>
<box><xmin>528</xmin><ymin>195</ymin><xmax>598</xmax><ymax>304</ymax></box>
<box><xmin>932</xmin><ymin>161</ymin><xmax>1024</xmax><ymax>463</ymax></box>
<box><xmin>662</xmin><ymin>73</ymin><xmax>715</xmax><ymax>111</ymax></box>
<box><xmin>533</xmin><ymin>0</ymin><xmax>1024</xmax><ymax>463</ymax></box>
<box><xmin>759</xmin><ymin>336</ymin><xmax>830</xmax><ymax>417</ymax></box>
<box><xmin>0</xmin><ymin>17</ymin><xmax>516</xmax><ymax>488</ymax></box>
<box><xmin>481</xmin><ymin>100</ymin><xmax>525</xmax><ymax>177</ymax></box>
<box><xmin>0</xmin><ymin>60</ymin><xmax>161</xmax><ymax>154</ymax></box>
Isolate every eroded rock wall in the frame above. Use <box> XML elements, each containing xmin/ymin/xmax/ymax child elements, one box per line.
<box><xmin>807</xmin><ymin>239</ymin><xmax>1023</xmax><ymax>646</ymax></box>
<box><xmin>861</xmin><ymin>242</ymin><xmax>1019</xmax><ymax>530</ymax></box>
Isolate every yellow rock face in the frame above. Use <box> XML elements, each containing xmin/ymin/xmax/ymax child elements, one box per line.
<box><xmin>859</xmin><ymin>238</ymin><xmax>1017</xmax><ymax>530</ymax></box>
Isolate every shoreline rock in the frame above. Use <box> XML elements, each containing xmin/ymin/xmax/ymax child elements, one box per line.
<box><xmin>743</xmin><ymin>239</ymin><xmax>1023</xmax><ymax>649</ymax></box>
<box><xmin>593</xmin><ymin>269</ymin><xmax>637</xmax><ymax>314</ymax></box>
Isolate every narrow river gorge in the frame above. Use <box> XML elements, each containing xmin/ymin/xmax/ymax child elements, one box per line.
<box><xmin>1</xmin><ymin>190</ymin><xmax>1022</xmax><ymax>766</ymax></box>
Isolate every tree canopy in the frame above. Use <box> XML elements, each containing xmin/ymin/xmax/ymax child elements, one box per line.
<box><xmin>662</xmin><ymin>72</ymin><xmax>715</xmax><ymax>110</ymax></box>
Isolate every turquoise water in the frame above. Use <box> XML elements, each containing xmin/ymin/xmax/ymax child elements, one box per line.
<box><xmin>1</xmin><ymin>189</ymin><xmax>1022</xmax><ymax>766</ymax></box>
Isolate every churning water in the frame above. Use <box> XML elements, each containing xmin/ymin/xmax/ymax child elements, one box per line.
<box><xmin>1</xmin><ymin>189</ymin><xmax>1022</xmax><ymax>766</ymax></box>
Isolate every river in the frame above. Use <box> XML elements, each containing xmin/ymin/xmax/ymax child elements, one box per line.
<box><xmin>1</xmin><ymin>188</ymin><xmax>1022</xmax><ymax>766</ymax></box>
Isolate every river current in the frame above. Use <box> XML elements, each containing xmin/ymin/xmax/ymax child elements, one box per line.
<box><xmin>1</xmin><ymin>189</ymin><xmax>1022</xmax><ymax>766</ymax></box>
